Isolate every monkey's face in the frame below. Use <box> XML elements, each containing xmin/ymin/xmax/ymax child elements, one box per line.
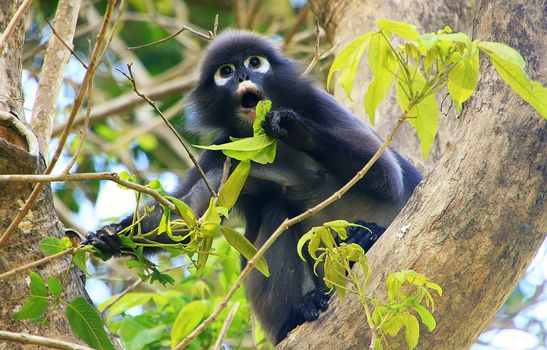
<box><xmin>213</xmin><ymin>55</ymin><xmax>270</xmax><ymax>123</ymax></box>
<box><xmin>186</xmin><ymin>31</ymin><xmax>297</xmax><ymax>137</ymax></box>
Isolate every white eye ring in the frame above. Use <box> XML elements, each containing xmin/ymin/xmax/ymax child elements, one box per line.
<box><xmin>214</xmin><ymin>64</ymin><xmax>235</xmax><ymax>86</ymax></box>
<box><xmin>244</xmin><ymin>56</ymin><xmax>270</xmax><ymax>73</ymax></box>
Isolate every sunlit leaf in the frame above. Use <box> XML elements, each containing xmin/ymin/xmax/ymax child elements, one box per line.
<box><xmin>221</xmin><ymin>226</ymin><xmax>269</xmax><ymax>277</ymax></box>
<box><xmin>119</xmin><ymin>316</ymin><xmax>164</xmax><ymax>350</ymax></box>
<box><xmin>365</xmin><ymin>56</ymin><xmax>398</xmax><ymax>124</ymax></box>
<box><xmin>448</xmin><ymin>42</ymin><xmax>479</xmax><ymax>113</ymax></box>
<box><xmin>217</xmin><ymin>160</ymin><xmax>251</xmax><ymax>211</ymax></box>
<box><xmin>479</xmin><ymin>42</ymin><xmax>547</xmax><ymax>118</ymax></box>
<box><xmin>171</xmin><ymin>300</ymin><xmax>207</xmax><ymax>348</ymax></box>
<box><xmin>411</xmin><ymin>304</ymin><xmax>436</xmax><ymax>332</ymax></box>
<box><xmin>376</xmin><ymin>19</ymin><xmax>419</xmax><ymax>40</ymax></box>
<box><xmin>47</xmin><ymin>276</ymin><xmax>62</xmax><ymax>298</ymax></box>
<box><xmin>254</xmin><ymin>100</ymin><xmax>272</xmax><ymax>135</ymax></box>
<box><xmin>403</xmin><ymin>314</ymin><xmax>420</xmax><ymax>350</ymax></box>
<box><xmin>327</xmin><ymin>32</ymin><xmax>374</xmax><ymax>96</ymax></box>
<box><xmin>368</xmin><ymin>32</ymin><xmax>391</xmax><ymax>74</ymax></box>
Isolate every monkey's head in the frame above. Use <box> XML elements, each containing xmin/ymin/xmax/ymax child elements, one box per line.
<box><xmin>185</xmin><ymin>31</ymin><xmax>303</xmax><ymax>137</ymax></box>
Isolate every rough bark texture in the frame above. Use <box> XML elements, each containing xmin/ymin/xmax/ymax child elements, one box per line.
<box><xmin>310</xmin><ymin>0</ymin><xmax>473</xmax><ymax>171</ymax></box>
<box><xmin>279</xmin><ymin>0</ymin><xmax>546</xmax><ymax>349</ymax></box>
<box><xmin>0</xmin><ymin>1</ymin><xmax>88</xmax><ymax>348</ymax></box>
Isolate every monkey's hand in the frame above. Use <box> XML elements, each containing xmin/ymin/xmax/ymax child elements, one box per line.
<box><xmin>82</xmin><ymin>224</ymin><xmax>124</xmax><ymax>260</ymax></box>
<box><xmin>262</xmin><ymin>108</ymin><xmax>316</xmax><ymax>150</ymax></box>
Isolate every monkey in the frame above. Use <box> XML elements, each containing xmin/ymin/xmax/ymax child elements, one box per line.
<box><xmin>85</xmin><ymin>31</ymin><xmax>422</xmax><ymax>344</ymax></box>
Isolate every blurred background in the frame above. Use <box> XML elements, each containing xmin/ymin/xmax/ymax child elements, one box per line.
<box><xmin>21</xmin><ymin>0</ymin><xmax>547</xmax><ymax>349</ymax></box>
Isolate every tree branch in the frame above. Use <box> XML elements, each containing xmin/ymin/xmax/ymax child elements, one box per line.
<box><xmin>0</xmin><ymin>0</ymin><xmax>33</xmax><ymax>57</ymax></box>
<box><xmin>0</xmin><ymin>330</ymin><xmax>93</xmax><ymax>350</ymax></box>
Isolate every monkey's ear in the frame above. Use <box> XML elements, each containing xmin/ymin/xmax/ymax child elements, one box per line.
<box><xmin>183</xmin><ymin>90</ymin><xmax>216</xmax><ymax>134</ymax></box>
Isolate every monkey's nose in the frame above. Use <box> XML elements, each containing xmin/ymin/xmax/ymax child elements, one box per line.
<box><xmin>238</xmin><ymin>74</ymin><xmax>250</xmax><ymax>83</ymax></box>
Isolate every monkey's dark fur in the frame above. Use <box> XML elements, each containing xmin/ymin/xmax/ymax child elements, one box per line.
<box><xmin>86</xmin><ymin>31</ymin><xmax>421</xmax><ymax>344</ymax></box>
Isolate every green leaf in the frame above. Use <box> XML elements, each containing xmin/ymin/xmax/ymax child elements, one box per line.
<box><xmin>479</xmin><ymin>42</ymin><xmax>547</xmax><ymax>118</ymax></box>
<box><xmin>221</xmin><ymin>226</ymin><xmax>269</xmax><ymax>277</ymax></box>
<box><xmin>195</xmin><ymin>237</ymin><xmax>213</xmax><ymax>276</ymax></box>
<box><xmin>13</xmin><ymin>273</ymin><xmax>49</xmax><ymax>321</ymax></box>
<box><xmin>412</xmin><ymin>304</ymin><xmax>436</xmax><ymax>332</ymax></box>
<box><xmin>382</xmin><ymin>314</ymin><xmax>404</xmax><ymax>336</ymax></box>
<box><xmin>327</xmin><ymin>32</ymin><xmax>373</xmax><ymax>95</ymax></box>
<box><xmin>324</xmin><ymin>254</ymin><xmax>347</xmax><ymax>299</ymax></box>
<box><xmin>217</xmin><ymin>160</ymin><xmax>251</xmax><ymax>211</ymax></box>
<box><xmin>437</xmin><ymin>32</ymin><xmax>471</xmax><ymax>45</ymax></box>
<box><xmin>376</xmin><ymin>19</ymin><xmax>419</xmax><ymax>40</ymax></box>
<box><xmin>403</xmin><ymin>314</ymin><xmax>420</xmax><ymax>350</ymax></box>
<box><xmin>47</xmin><ymin>276</ymin><xmax>62</xmax><ymax>298</ymax></box>
<box><xmin>396</xmin><ymin>75</ymin><xmax>439</xmax><ymax>159</ymax></box>
<box><xmin>119</xmin><ymin>316</ymin><xmax>164</xmax><ymax>350</ymax></box>
<box><xmin>99</xmin><ymin>292</ymin><xmax>152</xmax><ymax>321</ymax></box>
<box><xmin>167</xmin><ymin>196</ymin><xmax>197</xmax><ymax>229</ymax></box>
<box><xmin>66</xmin><ymin>297</ymin><xmax>115</xmax><ymax>350</ymax></box>
<box><xmin>425</xmin><ymin>281</ymin><xmax>443</xmax><ymax>296</ymax></box>
<box><xmin>72</xmin><ymin>250</ymin><xmax>87</xmax><ymax>273</ymax></box>
<box><xmin>365</xmin><ymin>56</ymin><xmax>398</xmax><ymax>124</ymax></box>
<box><xmin>254</xmin><ymin>100</ymin><xmax>272</xmax><ymax>135</ymax></box>
<box><xmin>171</xmin><ymin>300</ymin><xmax>207</xmax><ymax>348</ymax></box>
<box><xmin>13</xmin><ymin>296</ymin><xmax>49</xmax><ymax>320</ymax></box>
<box><xmin>39</xmin><ymin>237</ymin><xmax>66</xmax><ymax>255</ymax></box>
<box><xmin>196</xmin><ymin>134</ymin><xmax>277</xmax><ymax>163</ymax></box>
<box><xmin>145</xmin><ymin>179</ymin><xmax>166</xmax><ymax>196</ymax></box>
<box><xmin>368</xmin><ymin>32</ymin><xmax>391</xmax><ymax>75</ymax></box>
<box><xmin>201</xmin><ymin>197</ymin><xmax>221</xmax><ymax>237</ymax></box>
<box><xmin>385</xmin><ymin>272</ymin><xmax>402</xmax><ymax>301</ymax></box>
<box><xmin>297</xmin><ymin>228</ymin><xmax>316</xmax><ymax>261</ymax></box>
<box><xmin>448</xmin><ymin>43</ymin><xmax>479</xmax><ymax>113</ymax></box>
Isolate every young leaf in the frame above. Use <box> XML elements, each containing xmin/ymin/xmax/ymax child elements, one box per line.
<box><xmin>376</xmin><ymin>19</ymin><xmax>419</xmax><ymax>40</ymax></box>
<box><xmin>221</xmin><ymin>226</ymin><xmax>269</xmax><ymax>277</ymax></box>
<box><xmin>195</xmin><ymin>237</ymin><xmax>213</xmax><ymax>276</ymax></box>
<box><xmin>66</xmin><ymin>297</ymin><xmax>115</xmax><ymax>350</ymax></box>
<box><xmin>448</xmin><ymin>42</ymin><xmax>480</xmax><ymax>113</ymax></box>
<box><xmin>365</xmin><ymin>56</ymin><xmax>398</xmax><ymax>124</ymax></box>
<box><xmin>479</xmin><ymin>42</ymin><xmax>547</xmax><ymax>118</ymax></box>
<box><xmin>39</xmin><ymin>237</ymin><xmax>67</xmax><ymax>255</ymax></box>
<box><xmin>171</xmin><ymin>300</ymin><xmax>207</xmax><ymax>348</ymax></box>
<box><xmin>396</xmin><ymin>76</ymin><xmax>439</xmax><ymax>159</ymax></box>
<box><xmin>327</xmin><ymin>32</ymin><xmax>374</xmax><ymax>96</ymax></box>
<box><xmin>47</xmin><ymin>276</ymin><xmax>62</xmax><ymax>298</ymax></box>
<box><xmin>99</xmin><ymin>292</ymin><xmax>152</xmax><ymax>320</ymax></box>
<box><xmin>254</xmin><ymin>100</ymin><xmax>272</xmax><ymax>135</ymax></box>
<box><xmin>217</xmin><ymin>160</ymin><xmax>251</xmax><ymax>211</ymax></box>
<box><xmin>368</xmin><ymin>32</ymin><xmax>391</xmax><ymax>75</ymax></box>
<box><xmin>403</xmin><ymin>313</ymin><xmax>420</xmax><ymax>350</ymax></box>
<box><xmin>411</xmin><ymin>304</ymin><xmax>436</xmax><ymax>332</ymax></box>
<box><xmin>425</xmin><ymin>281</ymin><xmax>443</xmax><ymax>296</ymax></box>
<box><xmin>381</xmin><ymin>314</ymin><xmax>404</xmax><ymax>336</ymax></box>
<box><xmin>167</xmin><ymin>196</ymin><xmax>197</xmax><ymax>229</ymax></box>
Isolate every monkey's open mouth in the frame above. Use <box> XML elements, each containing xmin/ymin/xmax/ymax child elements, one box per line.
<box><xmin>236</xmin><ymin>81</ymin><xmax>265</xmax><ymax>121</ymax></box>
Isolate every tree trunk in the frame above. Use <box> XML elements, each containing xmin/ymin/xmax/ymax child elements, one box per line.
<box><xmin>0</xmin><ymin>1</ymin><xmax>88</xmax><ymax>348</ymax></box>
<box><xmin>278</xmin><ymin>0</ymin><xmax>546</xmax><ymax>349</ymax></box>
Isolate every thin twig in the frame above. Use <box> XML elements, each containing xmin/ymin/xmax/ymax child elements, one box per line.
<box><xmin>174</xmin><ymin>113</ymin><xmax>408</xmax><ymax>349</ymax></box>
<box><xmin>63</xmin><ymin>71</ymin><xmax>94</xmax><ymax>173</ymax></box>
<box><xmin>0</xmin><ymin>248</ymin><xmax>74</xmax><ymax>281</ymax></box>
<box><xmin>0</xmin><ymin>172</ymin><xmax>176</xmax><ymax>211</ymax></box>
<box><xmin>127</xmin><ymin>20</ymin><xmax>215</xmax><ymax>50</ymax></box>
<box><xmin>44</xmin><ymin>17</ymin><xmax>88</xmax><ymax>69</ymax></box>
<box><xmin>0</xmin><ymin>0</ymin><xmax>33</xmax><ymax>57</ymax></box>
<box><xmin>302</xmin><ymin>18</ymin><xmax>325</xmax><ymax>76</ymax></box>
<box><xmin>0</xmin><ymin>0</ymin><xmax>119</xmax><ymax>248</ymax></box>
<box><xmin>0</xmin><ymin>330</ymin><xmax>94</xmax><ymax>350</ymax></box>
<box><xmin>212</xmin><ymin>302</ymin><xmax>240</xmax><ymax>350</ymax></box>
<box><xmin>119</xmin><ymin>63</ymin><xmax>217</xmax><ymax>197</ymax></box>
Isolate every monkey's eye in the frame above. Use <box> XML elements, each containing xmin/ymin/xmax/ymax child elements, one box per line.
<box><xmin>214</xmin><ymin>64</ymin><xmax>236</xmax><ymax>86</ymax></box>
<box><xmin>244</xmin><ymin>56</ymin><xmax>270</xmax><ymax>73</ymax></box>
<box><xmin>219</xmin><ymin>65</ymin><xmax>234</xmax><ymax>77</ymax></box>
<box><xmin>249</xmin><ymin>56</ymin><xmax>261</xmax><ymax>68</ymax></box>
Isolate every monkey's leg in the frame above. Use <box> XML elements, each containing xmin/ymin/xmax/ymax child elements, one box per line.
<box><xmin>244</xmin><ymin>204</ymin><xmax>329</xmax><ymax>344</ymax></box>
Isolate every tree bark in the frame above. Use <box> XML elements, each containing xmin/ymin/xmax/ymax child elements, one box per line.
<box><xmin>278</xmin><ymin>0</ymin><xmax>546</xmax><ymax>349</ymax></box>
<box><xmin>0</xmin><ymin>1</ymin><xmax>88</xmax><ymax>348</ymax></box>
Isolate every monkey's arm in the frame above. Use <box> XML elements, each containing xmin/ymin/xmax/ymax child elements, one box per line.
<box><xmin>84</xmin><ymin>148</ymin><xmax>227</xmax><ymax>256</ymax></box>
<box><xmin>262</xmin><ymin>107</ymin><xmax>420</xmax><ymax>201</ymax></box>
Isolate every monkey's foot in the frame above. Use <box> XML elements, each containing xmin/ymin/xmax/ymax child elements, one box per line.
<box><xmin>82</xmin><ymin>224</ymin><xmax>123</xmax><ymax>259</ymax></box>
<box><xmin>276</xmin><ymin>288</ymin><xmax>331</xmax><ymax>343</ymax></box>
